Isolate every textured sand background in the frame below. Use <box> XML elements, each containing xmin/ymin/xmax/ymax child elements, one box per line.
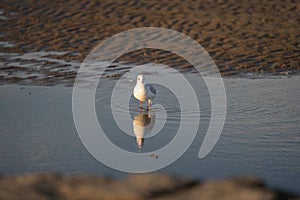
<box><xmin>0</xmin><ymin>0</ymin><xmax>300</xmax><ymax>84</ymax></box>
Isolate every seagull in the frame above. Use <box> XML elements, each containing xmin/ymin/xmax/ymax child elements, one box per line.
<box><xmin>133</xmin><ymin>75</ymin><xmax>156</xmax><ymax>109</ymax></box>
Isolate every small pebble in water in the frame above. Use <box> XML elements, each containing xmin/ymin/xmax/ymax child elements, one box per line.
<box><xmin>149</xmin><ymin>153</ymin><xmax>158</xmax><ymax>159</ymax></box>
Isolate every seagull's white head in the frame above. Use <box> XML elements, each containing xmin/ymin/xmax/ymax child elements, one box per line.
<box><xmin>137</xmin><ymin>75</ymin><xmax>145</xmax><ymax>84</ymax></box>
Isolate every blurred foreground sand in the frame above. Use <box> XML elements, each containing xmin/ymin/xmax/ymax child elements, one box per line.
<box><xmin>0</xmin><ymin>173</ymin><xmax>299</xmax><ymax>200</ymax></box>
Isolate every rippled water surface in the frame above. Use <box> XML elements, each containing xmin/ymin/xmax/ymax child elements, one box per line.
<box><xmin>0</xmin><ymin>75</ymin><xmax>299</xmax><ymax>194</ymax></box>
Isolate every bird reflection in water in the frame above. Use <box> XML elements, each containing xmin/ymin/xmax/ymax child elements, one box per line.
<box><xmin>132</xmin><ymin>109</ymin><xmax>155</xmax><ymax>150</ymax></box>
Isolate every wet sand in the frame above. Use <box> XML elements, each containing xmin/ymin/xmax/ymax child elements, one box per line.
<box><xmin>0</xmin><ymin>0</ymin><xmax>299</xmax><ymax>84</ymax></box>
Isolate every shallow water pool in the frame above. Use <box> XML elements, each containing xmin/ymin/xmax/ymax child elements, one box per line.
<box><xmin>0</xmin><ymin>75</ymin><xmax>299</xmax><ymax>194</ymax></box>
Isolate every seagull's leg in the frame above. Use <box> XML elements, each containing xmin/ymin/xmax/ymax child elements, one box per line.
<box><xmin>139</xmin><ymin>101</ymin><xmax>143</xmax><ymax>109</ymax></box>
<box><xmin>147</xmin><ymin>99</ymin><xmax>151</xmax><ymax>109</ymax></box>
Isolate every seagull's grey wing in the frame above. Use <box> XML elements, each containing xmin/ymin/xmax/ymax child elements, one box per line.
<box><xmin>148</xmin><ymin>84</ymin><xmax>156</xmax><ymax>95</ymax></box>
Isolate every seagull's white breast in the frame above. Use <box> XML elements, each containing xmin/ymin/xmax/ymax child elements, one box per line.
<box><xmin>133</xmin><ymin>84</ymin><xmax>148</xmax><ymax>101</ymax></box>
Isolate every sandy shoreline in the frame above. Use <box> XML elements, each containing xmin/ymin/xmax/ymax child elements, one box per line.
<box><xmin>0</xmin><ymin>0</ymin><xmax>299</xmax><ymax>84</ymax></box>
